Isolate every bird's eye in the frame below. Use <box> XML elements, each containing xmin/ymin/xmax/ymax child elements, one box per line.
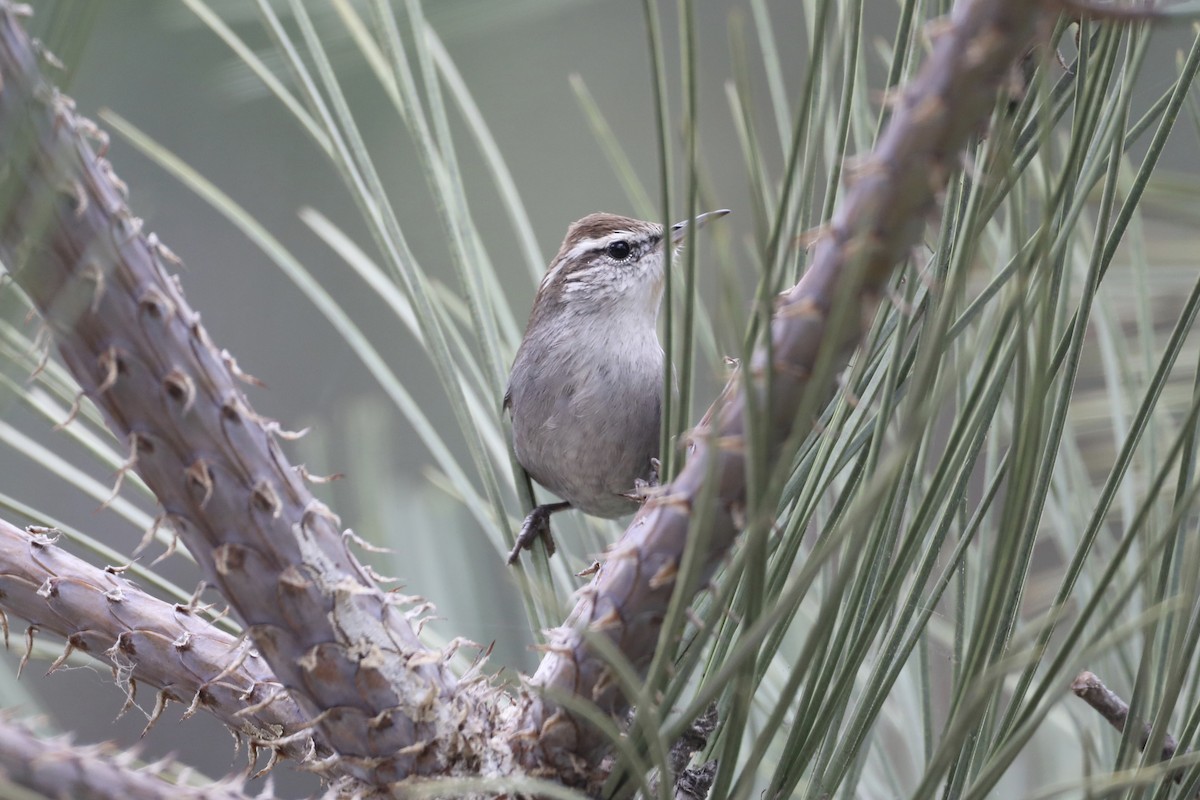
<box><xmin>606</xmin><ymin>240</ymin><xmax>632</xmax><ymax>260</ymax></box>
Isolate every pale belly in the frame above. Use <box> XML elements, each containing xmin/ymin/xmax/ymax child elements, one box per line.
<box><xmin>510</xmin><ymin>361</ymin><xmax>662</xmax><ymax>518</ymax></box>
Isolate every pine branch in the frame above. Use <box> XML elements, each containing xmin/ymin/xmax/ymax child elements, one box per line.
<box><xmin>512</xmin><ymin>0</ymin><xmax>1050</xmax><ymax>779</ymax></box>
<box><xmin>0</xmin><ymin>517</ymin><xmax>319</xmax><ymax>764</ymax></box>
<box><xmin>0</xmin><ymin>2</ymin><xmax>482</xmax><ymax>788</ymax></box>
<box><xmin>0</xmin><ymin>713</ymin><xmax>255</xmax><ymax>800</ymax></box>
<box><xmin>1</xmin><ymin>0</ymin><xmax>1141</xmax><ymax>793</ymax></box>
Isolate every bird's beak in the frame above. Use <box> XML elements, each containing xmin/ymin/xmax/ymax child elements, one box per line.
<box><xmin>670</xmin><ymin>209</ymin><xmax>730</xmax><ymax>244</ymax></box>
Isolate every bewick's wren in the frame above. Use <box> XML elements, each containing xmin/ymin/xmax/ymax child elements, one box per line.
<box><xmin>504</xmin><ymin>209</ymin><xmax>729</xmax><ymax>564</ymax></box>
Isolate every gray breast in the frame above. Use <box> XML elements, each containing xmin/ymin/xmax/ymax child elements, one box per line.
<box><xmin>507</xmin><ymin>334</ymin><xmax>662</xmax><ymax>518</ymax></box>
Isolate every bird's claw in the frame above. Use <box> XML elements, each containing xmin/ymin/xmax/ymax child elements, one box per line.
<box><xmin>625</xmin><ymin>457</ymin><xmax>663</xmax><ymax>503</ymax></box>
<box><xmin>507</xmin><ymin>506</ymin><xmax>558</xmax><ymax>565</ymax></box>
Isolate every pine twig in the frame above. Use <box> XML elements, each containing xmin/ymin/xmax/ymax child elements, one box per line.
<box><xmin>1071</xmin><ymin>671</ymin><xmax>1185</xmax><ymax>783</ymax></box>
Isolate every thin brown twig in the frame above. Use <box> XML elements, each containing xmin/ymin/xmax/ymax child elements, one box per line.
<box><xmin>1071</xmin><ymin>670</ymin><xmax>1184</xmax><ymax>783</ymax></box>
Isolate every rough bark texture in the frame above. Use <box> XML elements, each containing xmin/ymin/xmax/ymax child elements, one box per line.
<box><xmin>0</xmin><ymin>517</ymin><xmax>318</xmax><ymax>762</ymax></box>
<box><xmin>0</xmin><ymin>2</ymin><xmax>481</xmax><ymax>788</ymax></box>
<box><xmin>512</xmin><ymin>0</ymin><xmax>1046</xmax><ymax>780</ymax></box>
<box><xmin>0</xmin><ymin>714</ymin><xmax>257</xmax><ymax>800</ymax></box>
<box><xmin>0</xmin><ymin>0</ymin><xmax>1058</xmax><ymax>791</ymax></box>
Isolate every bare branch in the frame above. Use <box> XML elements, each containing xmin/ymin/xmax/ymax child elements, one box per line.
<box><xmin>0</xmin><ymin>517</ymin><xmax>321</xmax><ymax>766</ymax></box>
<box><xmin>1071</xmin><ymin>670</ymin><xmax>1185</xmax><ymax>781</ymax></box>
<box><xmin>0</xmin><ymin>713</ymin><xmax>255</xmax><ymax>800</ymax></box>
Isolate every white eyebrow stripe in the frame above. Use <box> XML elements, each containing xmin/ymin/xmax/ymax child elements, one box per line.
<box><xmin>563</xmin><ymin>230</ymin><xmax>637</xmax><ymax>263</ymax></box>
<box><xmin>540</xmin><ymin>232</ymin><xmax>631</xmax><ymax>290</ymax></box>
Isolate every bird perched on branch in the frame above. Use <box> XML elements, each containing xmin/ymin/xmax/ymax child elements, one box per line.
<box><xmin>504</xmin><ymin>209</ymin><xmax>729</xmax><ymax>564</ymax></box>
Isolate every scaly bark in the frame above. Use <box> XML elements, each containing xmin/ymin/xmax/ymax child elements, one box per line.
<box><xmin>0</xmin><ymin>517</ymin><xmax>319</xmax><ymax>764</ymax></box>
<box><xmin>0</xmin><ymin>0</ymin><xmax>1060</xmax><ymax>791</ymax></box>
<box><xmin>0</xmin><ymin>2</ymin><xmax>481</xmax><ymax>787</ymax></box>
<box><xmin>0</xmin><ymin>713</ymin><xmax>256</xmax><ymax>800</ymax></box>
<box><xmin>513</xmin><ymin>0</ymin><xmax>1048</xmax><ymax>779</ymax></box>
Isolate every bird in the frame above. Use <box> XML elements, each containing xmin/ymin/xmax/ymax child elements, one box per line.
<box><xmin>503</xmin><ymin>209</ymin><xmax>729</xmax><ymax>564</ymax></box>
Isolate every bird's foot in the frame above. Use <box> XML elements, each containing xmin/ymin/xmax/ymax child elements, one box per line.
<box><xmin>507</xmin><ymin>502</ymin><xmax>569</xmax><ymax>565</ymax></box>
<box><xmin>627</xmin><ymin>457</ymin><xmax>663</xmax><ymax>503</ymax></box>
